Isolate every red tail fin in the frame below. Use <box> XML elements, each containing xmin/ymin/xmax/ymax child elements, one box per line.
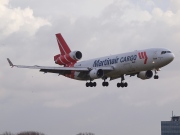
<box><xmin>54</xmin><ymin>33</ymin><xmax>82</xmax><ymax>66</ymax></box>
<box><xmin>56</xmin><ymin>33</ymin><xmax>71</xmax><ymax>55</ymax></box>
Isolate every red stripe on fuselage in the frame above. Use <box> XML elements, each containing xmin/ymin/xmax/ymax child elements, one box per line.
<box><xmin>141</xmin><ymin>52</ymin><xmax>144</xmax><ymax>59</ymax></box>
<box><xmin>138</xmin><ymin>51</ymin><xmax>148</xmax><ymax>64</ymax></box>
<box><xmin>138</xmin><ymin>52</ymin><xmax>142</xmax><ymax>59</ymax></box>
<box><xmin>144</xmin><ymin>52</ymin><xmax>148</xmax><ymax>64</ymax></box>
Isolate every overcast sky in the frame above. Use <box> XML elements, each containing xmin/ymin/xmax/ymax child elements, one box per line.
<box><xmin>1</xmin><ymin>0</ymin><xmax>180</xmax><ymax>135</ymax></box>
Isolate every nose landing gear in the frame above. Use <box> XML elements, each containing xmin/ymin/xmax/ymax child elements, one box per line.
<box><xmin>102</xmin><ymin>77</ymin><xmax>109</xmax><ymax>87</ymax></box>
<box><xmin>154</xmin><ymin>75</ymin><xmax>159</xmax><ymax>79</ymax></box>
<box><xmin>154</xmin><ymin>69</ymin><xmax>159</xmax><ymax>79</ymax></box>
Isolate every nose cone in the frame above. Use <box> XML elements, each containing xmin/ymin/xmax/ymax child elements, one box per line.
<box><xmin>166</xmin><ymin>53</ymin><xmax>175</xmax><ymax>65</ymax></box>
<box><xmin>169</xmin><ymin>53</ymin><xmax>175</xmax><ymax>62</ymax></box>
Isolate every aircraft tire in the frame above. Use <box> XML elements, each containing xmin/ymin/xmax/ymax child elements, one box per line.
<box><xmin>121</xmin><ymin>83</ymin><xmax>124</xmax><ymax>88</ymax></box>
<box><xmin>105</xmin><ymin>82</ymin><xmax>109</xmax><ymax>87</ymax></box>
<box><xmin>93</xmin><ymin>82</ymin><xmax>97</xmax><ymax>87</ymax></box>
<box><xmin>117</xmin><ymin>83</ymin><xmax>120</xmax><ymax>88</ymax></box>
<box><xmin>86</xmin><ymin>82</ymin><xmax>89</xmax><ymax>87</ymax></box>
<box><xmin>90</xmin><ymin>82</ymin><xmax>93</xmax><ymax>87</ymax></box>
<box><xmin>102</xmin><ymin>82</ymin><xmax>109</xmax><ymax>87</ymax></box>
<box><xmin>154</xmin><ymin>75</ymin><xmax>159</xmax><ymax>79</ymax></box>
<box><xmin>124</xmin><ymin>82</ymin><xmax>128</xmax><ymax>87</ymax></box>
<box><xmin>102</xmin><ymin>82</ymin><xmax>105</xmax><ymax>87</ymax></box>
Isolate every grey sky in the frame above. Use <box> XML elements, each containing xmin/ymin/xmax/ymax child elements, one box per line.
<box><xmin>1</xmin><ymin>0</ymin><xmax>180</xmax><ymax>135</ymax></box>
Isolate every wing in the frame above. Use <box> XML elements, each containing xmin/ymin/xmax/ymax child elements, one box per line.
<box><xmin>7</xmin><ymin>58</ymin><xmax>114</xmax><ymax>75</ymax></box>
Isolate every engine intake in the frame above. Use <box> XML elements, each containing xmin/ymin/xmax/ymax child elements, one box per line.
<box><xmin>137</xmin><ymin>70</ymin><xmax>153</xmax><ymax>80</ymax></box>
<box><xmin>89</xmin><ymin>69</ymin><xmax>104</xmax><ymax>79</ymax></box>
<box><xmin>70</xmin><ymin>51</ymin><xmax>82</xmax><ymax>60</ymax></box>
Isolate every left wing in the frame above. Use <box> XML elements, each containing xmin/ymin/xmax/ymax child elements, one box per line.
<box><xmin>7</xmin><ymin>58</ymin><xmax>114</xmax><ymax>75</ymax></box>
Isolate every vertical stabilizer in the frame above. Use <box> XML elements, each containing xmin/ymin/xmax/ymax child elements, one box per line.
<box><xmin>56</xmin><ymin>33</ymin><xmax>71</xmax><ymax>55</ymax></box>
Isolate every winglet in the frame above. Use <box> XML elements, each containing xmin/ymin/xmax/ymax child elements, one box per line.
<box><xmin>7</xmin><ymin>58</ymin><xmax>14</xmax><ymax>67</ymax></box>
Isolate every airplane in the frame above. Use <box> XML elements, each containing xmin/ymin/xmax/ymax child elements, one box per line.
<box><xmin>7</xmin><ymin>33</ymin><xmax>175</xmax><ymax>88</ymax></box>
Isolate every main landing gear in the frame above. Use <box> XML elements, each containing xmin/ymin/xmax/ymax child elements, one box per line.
<box><xmin>86</xmin><ymin>76</ymin><xmax>129</xmax><ymax>88</ymax></box>
<box><xmin>102</xmin><ymin>77</ymin><xmax>109</xmax><ymax>87</ymax></box>
<box><xmin>117</xmin><ymin>75</ymin><xmax>128</xmax><ymax>88</ymax></box>
<box><xmin>86</xmin><ymin>77</ymin><xmax>109</xmax><ymax>87</ymax></box>
<box><xmin>154</xmin><ymin>70</ymin><xmax>159</xmax><ymax>79</ymax></box>
<box><xmin>86</xmin><ymin>81</ymin><xmax>96</xmax><ymax>87</ymax></box>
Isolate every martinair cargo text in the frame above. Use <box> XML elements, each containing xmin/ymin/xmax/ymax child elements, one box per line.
<box><xmin>7</xmin><ymin>33</ymin><xmax>175</xmax><ymax>88</ymax></box>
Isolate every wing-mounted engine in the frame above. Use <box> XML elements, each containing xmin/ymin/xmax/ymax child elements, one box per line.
<box><xmin>89</xmin><ymin>69</ymin><xmax>104</xmax><ymax>79</ymax></box>
<box><xmin>54</xmin><ymin>51</ymin><xmax>82</xmax><ymax>65</ymax></box>
<box><xmin>137</xmin><ymin>70</ymin><xmax>153</xmax><ymax>80</ymax></box>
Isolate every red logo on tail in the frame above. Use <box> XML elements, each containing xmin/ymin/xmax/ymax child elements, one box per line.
<box><xmin>138</xmin><ymin>52</ymin><xmax>148</xmax><ymax>64</ymax></box>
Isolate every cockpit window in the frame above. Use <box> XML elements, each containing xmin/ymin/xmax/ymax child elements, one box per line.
<box><xmin>161</xmin><ymin>51</ymin><xmax>171</xmax><ymax>54</ymax></box>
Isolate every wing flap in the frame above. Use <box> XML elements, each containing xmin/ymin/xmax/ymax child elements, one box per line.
<box><xmin>40</xmin><ymin>69</ymin><xmax>71</xmax><ymax>75</ymax></box>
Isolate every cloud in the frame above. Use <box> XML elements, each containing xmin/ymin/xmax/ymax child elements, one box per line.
<box><xmin>101</xmin><ymin>0</ymin><xmax>152</xmax><ymax>25</ymax></box>
<box><xmin>1</xmin><ymin>0</ymin><xmax>180</xmax><ymax>135</ymax></box>
<box><xmin>0</xmin><ymin>0</ymin><xmax>51</xmax><ymax>38</ymax></box>
<box><xmin>2</xmin><ymin>0</ymin><xmax>180</xmax><ymax>109</ymax></box>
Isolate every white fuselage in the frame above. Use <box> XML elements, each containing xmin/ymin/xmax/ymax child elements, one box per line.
<box><xmin>73</xmin><ymin>48</ymin><xmax>174</xmax><ymax>80</ymax></box>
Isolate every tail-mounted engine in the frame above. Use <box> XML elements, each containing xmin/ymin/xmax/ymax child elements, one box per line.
<box><xmin>89</xmin><ymin>69</ymin><xmax>104</xmax><ymax>79</ymax></box>
<box><xmin>137</xmin><ymin>70</ymin><xmax>153</xmax><ymax>80</ymax></box>
<box><xmin>54</xmin><ymin>51</ymin><xmax>82</xmax><ymax>65</ymax></box>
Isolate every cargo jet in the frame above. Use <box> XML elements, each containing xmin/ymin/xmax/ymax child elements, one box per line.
<box><xmin>7</xmin><ymin>33</ymin><xmax>175</xmax><ymax>88</ymax></box>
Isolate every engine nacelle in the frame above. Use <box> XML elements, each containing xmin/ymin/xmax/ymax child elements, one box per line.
<box><xmin>137</xmin><ymin>70</ymin><xmax>153</xmax><ymax>80</ymax></box>
<box><xmin>89</xmin><ymin>69</ymin><xmax>104</xmax><ymax>79</ymax></box>
<box><xmin>69</xmin><ymin>51</ymin><xmax>82</xmax><ymax>60</ymax></box>
<box><xmin>54</xmin><ymin>51</ymin><xmax>82</xmax><ymax>65</ymax></box>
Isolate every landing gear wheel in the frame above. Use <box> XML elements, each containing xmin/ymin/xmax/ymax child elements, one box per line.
<box><xmin>102</xmin><ymin>81</ymin><xmax>109</xmax><ymax>87</ymax></box>
<box><xmin>86</xmin><ymin>82</ymin><xmax>97</xmax><ymax>87</ymax></box>
<box><xmin>154</xmin><ymin>75</ymin><xmax>159</xmax><ymax>79</ymax></box>
<box><xmin>90</xmin><ymin>82</ymin><xmax>93</xmax><ymax>87</ymax></box>
<box><xmin>121</xmin><ymin>83</ymin><xmax>125</xmax><ymax>88</ymax></box>
<box><xmin>154</xmin><ymin>70</ymin><xmax>159</xmax><ymax>79</ymax></box>
<box><xmin>86</xmin><ymin>82</ymin><xmax>89</xmax><ymax>87</ymax></box>
<box><xmin>93</xmin><ymin>82</ymin><xmax>97</xmax><ymax>87</ymax></box>
<box><xmin>117</xmin><ymin>83</ymin><xmax>120</xmax><ymax>88</ymax></box>
<box><xmin>105</xmin><ymin>82</ymin><xmax>109</xmax><ymax>86</ymax></box>
<box><xmin>102</xmin><ymin>82</ymin><xmax>105</xmax><ymax>86</ymax></box>
<box><xmin>124</xmin><ymin>82</ymin><xmax>128</xmax><ymax>87</ymax></box>
<box><xmin>117</xmin><ymin>82</ymin><xmax>128</xmax><ymax>88</ymax></box>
